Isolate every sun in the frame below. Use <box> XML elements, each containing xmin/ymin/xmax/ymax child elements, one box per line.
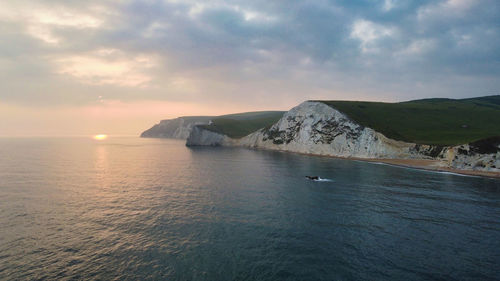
<box><xmin>93</xmin><ymin>134</ymin><xmax>108</xmax><ymax>140</ymax></box>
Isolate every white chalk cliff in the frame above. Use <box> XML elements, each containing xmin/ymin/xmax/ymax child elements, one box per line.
<box><xmin>239</xmin><ymin>101</ymin><xmax>434</xmax><ymax>158</ymax></box>
<box><xmin>141</xmin><ymin>117</ymin><xmax>211</xmax><ymax>139</ymax></box>
<box><xmin>186</xmin><ymin>101</ymin><xmax>500</xmax><ymax>173</ymax></box>
<box><xmin>443</xmin><ymin>142</ymin><xmax>500</xmax><ymax>172</ymax></box>
<box><xmin>186</xmin><ymin>126</ymin><xmax>235</xmax><ymax>146</ymax></box>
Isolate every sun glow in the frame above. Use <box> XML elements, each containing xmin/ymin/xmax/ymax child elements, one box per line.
<box><xmin>93</xmin><ymin>134</ymin><xmax>108</xmax><ymax>140</ymax></box>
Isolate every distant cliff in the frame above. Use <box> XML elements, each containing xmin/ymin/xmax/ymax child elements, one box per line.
<box><xmin>141</xmin><ymin>117</ymin><xmax>212</xmax><ymax>139</ymax></box>
<box><xmin>141</xmin><ymin>111</ymin><xmax>284</xmax><ymax>139</ymax></box>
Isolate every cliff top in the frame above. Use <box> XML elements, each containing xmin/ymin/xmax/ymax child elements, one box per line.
<box><xmin>317</xmin><ymin>95</ymin><xmax>500</xmax><ymax>146</ymax></box>
<box><xmin>199</xmin><ymin>111</ymin><xmax>285</xmax><ymax>139</ymax></box>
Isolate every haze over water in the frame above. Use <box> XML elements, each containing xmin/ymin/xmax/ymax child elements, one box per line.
<box><xmin>1</xmin><ymin>137</ymin><xmax>499</xmax><ymax>280</ymax></box>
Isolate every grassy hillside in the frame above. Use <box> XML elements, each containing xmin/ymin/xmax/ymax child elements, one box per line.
<box><xmin>319</xmin><ymin>95</ymin><xmax>500</xmax><ymax>146</ymax></box>
<box><xmin>199</xmin><ymin>111</ymin><xmax>285</xmax><ymax>138</ymax></box>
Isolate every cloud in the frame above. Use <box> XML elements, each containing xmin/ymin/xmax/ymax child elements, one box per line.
<box><xmin>350</xmin><ymin>19</ymin><xmax>395</xmax><ymax>53</ymax></box>
<box><xmin>53</xmin><ymin>49</ymin><xmax>156</xmax><ymax>87</ymax></box>
<box><xmin>395</xmin><ymin>39</ymin><xmax>436</xmax><ymax>58</ymax></box>
<box><xmin>0</xmin><ymin>1</ymin><xmax>104</xmax><ymax>46</ymax></box>
<box><xmin>383</xmin><ymin>0</ymin><xmax>396</xmax><ymax>11</ymax></box>
<box><xmin>0</xmin><ymin>0</ymin><xmax>499</xmax><ymax>110</ymax></box>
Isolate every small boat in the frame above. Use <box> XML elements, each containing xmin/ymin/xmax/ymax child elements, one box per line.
<box><xmin>305</xmin><ymin>176</ymin><xmax>319</xmax><ymax>180</ymax></box>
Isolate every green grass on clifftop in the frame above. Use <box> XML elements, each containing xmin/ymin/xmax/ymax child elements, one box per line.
<box><xmin>199</xmin><ymin>111</ymin><xmax>285</xmax><ymax>139</ymax></box>
<box><xmin>319</xmin><ymin>95</ymin><xmax>500</xmax><ymax>146</ymax></box>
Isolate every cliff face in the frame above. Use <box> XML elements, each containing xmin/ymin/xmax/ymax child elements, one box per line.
<box><xmin>443</xmin><ymin>137</ymin><xmax>500</xmax><ymax>172</ymax></box>
<box><xmin>141</xmin><ymin>117</ymin><xmax>211</xmax><ymax>139</ymax></box>
<box><xmin>185</xmin><ymin>101</ymin><xmax>500</xmax><ymax>173</ymax></box>
<box><xmin>186</xmin><ymin>126</ymin><xmax>234</xmax><ymax>146</ymax></box>
<box><xmin>239</xmin><ymin>101</ymin><xmax>435</xmax><ymax>159</ymax></box>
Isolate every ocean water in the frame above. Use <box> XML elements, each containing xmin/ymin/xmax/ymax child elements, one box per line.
<box><xmin>0</xmin><ymin>137</ymin><xmax>499</xmax><ymax>281</ymax></box>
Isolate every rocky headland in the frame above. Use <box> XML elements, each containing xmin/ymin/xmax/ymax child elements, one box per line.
<box><xmin>144</xmin><ymin>99</ymin><xmax>500</xmax><ymax>177</ymax></box>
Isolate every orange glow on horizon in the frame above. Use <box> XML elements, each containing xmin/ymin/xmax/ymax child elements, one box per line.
<box><xmin>0</xmin><ymin>99</ymin><xmax>294</xmax><ymax>137</ymax></box>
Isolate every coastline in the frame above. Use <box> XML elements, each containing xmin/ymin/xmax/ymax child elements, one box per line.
<box><xmin>243</xmin><ymin>146</ymin><xmax>500</xmax><ymax>179</ymax></box>
<box><xmin>359</xmin><ymin>158</ymin><xmax>500</xmax><ymax>179</ymax></box>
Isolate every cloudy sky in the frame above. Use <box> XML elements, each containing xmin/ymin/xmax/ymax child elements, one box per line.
<box><xmin>1</xmin><ymin>0</ymin><xmax>499</xmax><ymax>136</ymax></box>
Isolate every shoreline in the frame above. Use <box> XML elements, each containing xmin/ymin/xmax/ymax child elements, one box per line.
<box><xmin>243</xmin><ymin>147</ymin><xmax>500</xmax><ymax>179</ymax></box>
<box><xmin>181</xmin><ymin>137</ymin><xmax>500</xmax><ymax>179</ymax></box>
<box><xmin>359</xmin><ymin>158</ymin><xmax>500</xmax><ymax>179</ymax></box>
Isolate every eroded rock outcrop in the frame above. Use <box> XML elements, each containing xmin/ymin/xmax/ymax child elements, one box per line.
<box><xmin>443</xmin><ymin>137</ymin><xmax>500</xmax><ymax>172</ymax></box>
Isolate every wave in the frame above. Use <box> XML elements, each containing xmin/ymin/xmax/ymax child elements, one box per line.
<box><xmin>436</xmin><ymin>171</ymin><xmax>481</xmax><ymax>178</ymax></box>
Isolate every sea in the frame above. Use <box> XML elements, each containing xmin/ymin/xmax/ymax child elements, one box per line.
<box><xmin>0</xmin><ymin>137</ymin><xmax>499</xmax><ymax>280</ymax></box>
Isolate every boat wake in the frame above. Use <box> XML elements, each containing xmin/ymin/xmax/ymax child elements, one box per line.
<box><xmin>305</xmin><ymin>176</ymin><xmax>333</xmax><ymax>182</ymax></box>
<box><xmin>311</xmin><ymin>177</ymin><xmax>333</xmax><ymax>182</ymax></box>
<box><xmin>316</xmin><ymin>177</ymin><xmax>333</xmax><ymax>182</ymax></box>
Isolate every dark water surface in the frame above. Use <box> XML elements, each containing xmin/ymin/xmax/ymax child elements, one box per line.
<box><xmin>0</xmin><ymin>137</ymin><xmax>499</xmax><ymax>280</ymax></box>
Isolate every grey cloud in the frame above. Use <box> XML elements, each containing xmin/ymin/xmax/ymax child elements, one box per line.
<box><xmin>1</xmin><ymin>0</ymin><xmax>499</xmax><ymax>107</ymax></box>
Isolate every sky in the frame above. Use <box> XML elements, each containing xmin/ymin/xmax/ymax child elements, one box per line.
<box><xmin>1</xmin><ymin>0</ymin><xmax>499</xmax><ymax>136</ymax></box>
